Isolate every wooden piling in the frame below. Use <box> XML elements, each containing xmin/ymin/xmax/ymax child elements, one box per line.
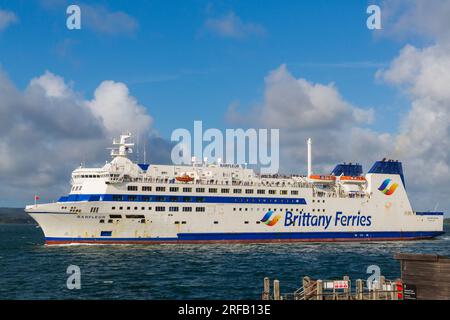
<box><xmin>262</xmin><ymin>277</ymin><xmax>270</xmax><ymax>300</ymax></box>
<box><xmin>373</xmin><ymin>279</ymin><xmax>379</xmax><ymax>300</ymax></box>
<box><xmin>379</xmin><ymin>276</ymin><xmax>386</xmax><ymax>300</ymax></box>
<box><xmin>343</xmin><ymin>276</ymin><xmax>350</xmax><ymax>300</ymax></box>
<box><xmin>316</xmin><ymin>280</ymin><xmax>323</xmax><ymax>300</ymax></box>
<box><xmin>274</xmin><ymin>279</ymin><xmax>280</xmax><ymax>300</ymax></box>
<box><xmin>391</xmin><ymin>279</ymin><xmax>398</xmax><ymax>300</ymax></box>
<box><xmin>356</xmin><ymin>279</ymin><xmax>363</xmax><ymax>300</ymax></box>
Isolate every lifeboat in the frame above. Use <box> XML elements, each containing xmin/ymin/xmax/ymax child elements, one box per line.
<box><xmin>175</xmin><ymin>174</ymin><xmax>194</xmax><ymax>183</ymax></box>
<box><xmin>339</xmin><ymin>176</ymin><xmax>366</xmax><ymax>184</ymax></box>
<box><xmin>308</xmin><ymin>175</ymin><xmax>336</xmax><ymax>184</ymax></box>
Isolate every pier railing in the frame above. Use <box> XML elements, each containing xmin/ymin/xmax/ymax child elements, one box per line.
<box><xmin>262</xmin><ymin>276</ymin><xmax>402</xmax><ymax>300</ymax></box>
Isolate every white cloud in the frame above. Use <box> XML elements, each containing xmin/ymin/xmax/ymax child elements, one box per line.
<box><xmin>380</xmin><ymin>0</ymin><xmax>450</xmax><ymax>42</ymax></box>
<box><xmin>0</xmin><ymin>9</ymin><xmax>18</xmax><ymax>31</ymax></box>
<box><xmin>29</xmin><ymin>71</ymin><xmax>73</xmax><ymax>98</ymax></box>
<box><xmin>81</xmin><ymin>4</ymin><xmax>138</xmax><ymax>36</ymax></box>
<box><xmin>0</xmin><ymin>70</ymin><xmax>162</xmax><ymax>206</ymax></box>
<box><xmin>87</xmin><ymin>80</ymin><xmax>153</xmax><ymax>136</ymax></box>
<box><xmin>226</xmin><ymin>60</ymin><xmax>450</xmax><ymax>212</ymax></box>
<box><xmin>259</xmin><ymin>65</ymin><xmax>373</xmax><ymax>129</ymax></box>
<box><xmin>378</xmin><ymin>43</ymin><xmax>450</xmax><ymax>191</ymax></box>
<box><xmin>226</xmin><ymin>64</ymin><xmax>379</xmax><ymax>175</ymax></box>
<box><xmin>204</xmin><ymin>11</ymin><xmax>266</xmax><ymax>39</ymax></box>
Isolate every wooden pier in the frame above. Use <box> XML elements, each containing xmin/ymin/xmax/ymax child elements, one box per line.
<box><xmin>262</xmin><ymin>253</ymin><xmax>450</xmax><ymax>300</ymax></box>
<box><xmin>262</xmin><ymin>275</ymin><xmax>402</xmax><ymax>300</ymax></box>
<box><xmin>395</xmin><ymin>253</ymin><xmax>450</xmax><ymax>300</ymax></box>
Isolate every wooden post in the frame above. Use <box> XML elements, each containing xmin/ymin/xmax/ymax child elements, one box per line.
<box><xmin>391</xmin><ymin>280</ymin><xmax>397</xmax><ymax>301</ymax></box>
<box><xmin>343</xmin><ymin>276</ymin><xmax>350</xmax><ymax>300</ymax></box>
<box><xmin>303</xmin><ymin>276</ymin><xmax>311</xmax><ymax>300</ymax></box>
<box><xmin>274</xmin><ymin>279</ymin><xmax>280</xmax><ymax>300</ymax></box>
<box><xmin>356</xmin><ymin>279</ymin><xmax>363</xmax><ymax>300</ymax></box>
<box><xmin>316</xmin><ymin>280</ymin><xmax>323</xmax><ymax>300</ymax></box>
<box><xmin>379</xmin><ymin>276</ymin><xmax>386</xmax><ymax>300</ymax></box>
<box><xmin>373</xmin><ymin>279</ymin><xmax>379</xmax><ymax>300</ymax></box>
<box><xmin>262</xmin><ymin>277</ymin><xmax>270</xmax><ymax>300</ymax></box>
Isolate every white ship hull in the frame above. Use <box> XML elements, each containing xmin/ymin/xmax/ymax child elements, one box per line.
<box><xmin>27</xmin><ymin>173</ymin><xmax>444</xmax><ymax>244</ymax></box>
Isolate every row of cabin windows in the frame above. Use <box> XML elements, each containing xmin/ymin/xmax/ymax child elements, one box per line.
<box><xmin>111</xmin><ymin>206</ymin><xmax>206</xmax><ymax>212</ymax></box>
<box><xmin>71</xmin><ymin>185</ymin><xmax>82</xmax><ymax>191</ymax></box>
<box><xmin>232</xmin><ymin>207</ymin><xmax>325</xmax><ymax>213</ymax></box>
<box><xmin>155</xmin><ymin>206</ymin><xmax>206</xmax><ymax>212</ymax></box>
<box><xmin>174</xmin><ymin>220</ymin><xmax>259</xmax><ymax>225</ymax></box>
<box><xmin>73</xmin><ymin>174</ymin><xmax>110</xmax><ymax>179</ymax></box>
<box><xmin>126</xmin><ymin>185</ymin><xmax>300</xmax><ymax>196</ymax></box>
<box><xmin>100</xmin><ymin>219</ymin><xmax>146</xmax><ymax>224</ymax></box>
<box><xmin>111</xmin><ymin>195</ymin><xmax>302</xmax><ymax>205</ymax></box>
<box><xmin>112</xmin><ymin>206</ymin><xmax>152</xmax><ymax>211</ymax></box>
<box><xmin>79</xmin><ymin>206</ymin><xmax>324</xmax><ymax>214</ymax></box>
<box><xmin>69</xmin><ymin>206</ymin><xmax>81</xmax><ymax>213</ymax></box>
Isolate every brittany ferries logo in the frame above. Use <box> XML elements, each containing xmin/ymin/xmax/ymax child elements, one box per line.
<box><xmin>260</xmin><ymin>211</ymin><xmax>281</xmax><ymax>226</ymax></box>
<box><xmin>378</xmin><ymin>179</ymin><xmax>399</xmax><ymax>196</ymax></box>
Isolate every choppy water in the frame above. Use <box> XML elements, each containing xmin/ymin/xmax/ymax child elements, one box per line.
<box><xmin>0</xmin><ymin>224</ymin><xmax>449</xmax><ymax>299</ymax></box>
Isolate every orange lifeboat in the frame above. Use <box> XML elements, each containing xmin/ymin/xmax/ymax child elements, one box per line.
<box><xmin>339</xmin><ymin>176</ymin><xmax>366</xmax><ymax>184</ymax></box>
<box><xmin>308</xmin><ymin>175</ymin><xmax>336</xmax><ymax>184</ymax></box>
<box><xmin>175</xmin><ymin>174</ymin><xmax>193</xmax><ymax>183</ymax></box>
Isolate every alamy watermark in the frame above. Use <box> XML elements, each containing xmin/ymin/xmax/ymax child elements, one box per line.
<box><xmin>171</xmin><ymin>121</ymin><xmax>279</xmax><ymax>174</ymax></box>
<box><xmin>367</xmin><ymin>4</ymin><xmax>382</xmax><ymax>30</ymax></box>
<box><xmin>366</xmin><ymin>265</ymin><xmax>381</xmax><ymax>290</ymax></box>
<box><xmin>66</xmin><ymin>265</ymin><xmax>81</xmax><ymax>290</ymax></box>
<box><xmin>66</xmin><ymin>4</ymin><xmax>81</xmax><ymax>30</ymax></box>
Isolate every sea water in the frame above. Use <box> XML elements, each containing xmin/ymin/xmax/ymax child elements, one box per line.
<box><xmin>0</xmin><ymin>223</ymin><xmax>448</xmax><ymax>299</ymax></box>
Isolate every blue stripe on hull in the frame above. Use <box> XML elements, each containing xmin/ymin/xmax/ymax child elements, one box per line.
<box><xmin>45</xmin><ymin>231</ymin><xmax>444</xmax><ymax>243</ymax></box>
<box><xmin>415</xmin><ymin>212</ymin><xmax>444</xmax><ymax>216</ymax></box>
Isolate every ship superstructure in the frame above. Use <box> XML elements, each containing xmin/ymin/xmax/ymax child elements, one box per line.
<box><xmin>26</xmin><ymin>134</ymin><xmax>444</xmax><ymax>244</ymax></box>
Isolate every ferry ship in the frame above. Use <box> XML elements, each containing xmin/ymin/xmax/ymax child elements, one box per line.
<box><xmin>26</xmin><ymin>134</ymin><xmax>444</xmax><ymax>244</ymax></box>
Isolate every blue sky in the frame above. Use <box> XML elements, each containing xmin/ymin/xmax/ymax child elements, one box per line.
<box><xmin>1</xmin><ymin>0</ymin><xmax>450</xmax><ymax>211</ymax></box>
<box><xmin>1</xmin><ymin>0</ymin><xmax>406</xmax><ymax>136</ymax></box>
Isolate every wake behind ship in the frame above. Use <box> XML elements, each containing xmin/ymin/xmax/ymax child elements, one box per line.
<box><xmin>26</xmin><ymin>134</ymin><xmax>444</xmax><ymax>244</ymax></box>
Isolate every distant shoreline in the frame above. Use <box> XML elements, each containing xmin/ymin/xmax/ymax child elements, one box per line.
<box><xmin>0</xmin><ymin>208</ymin><xmax>36</xmax><ymax>225</ymax></box>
